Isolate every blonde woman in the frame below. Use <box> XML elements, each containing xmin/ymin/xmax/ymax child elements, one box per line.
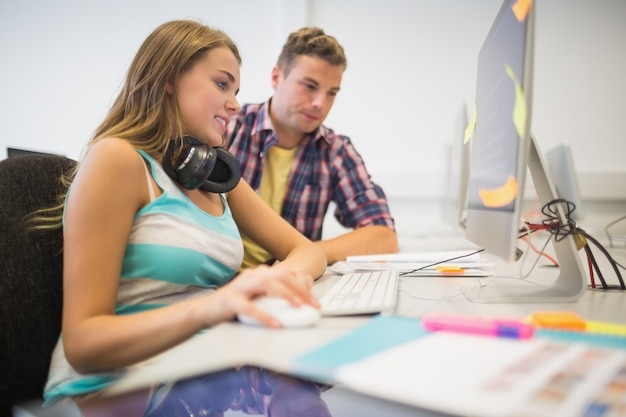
<box><xmin>42</xmin><ymin>19</ymin><xmax>326</xmax><ymax>409</ymax></box>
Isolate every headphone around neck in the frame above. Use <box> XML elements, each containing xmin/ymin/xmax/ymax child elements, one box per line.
<box><xmin>163</xmin><ymin>135</ymin><xmax>241</xmax><ymax>193</ymax></box>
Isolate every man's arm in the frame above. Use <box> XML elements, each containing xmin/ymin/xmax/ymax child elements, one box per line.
<box><xmin>315</xmin><ymin>225</ymin><xmax>398</xmax><ymax>265</ymax></box>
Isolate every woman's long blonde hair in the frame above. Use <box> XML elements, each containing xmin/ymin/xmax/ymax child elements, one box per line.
<box><xmin>33</xmin><ymin>19</ymin><xmax>241</xmax><ymax>229</ymax></box>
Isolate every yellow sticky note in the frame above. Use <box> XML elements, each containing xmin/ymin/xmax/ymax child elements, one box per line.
<box><xmin>479</xmin><ymin>175</ymin><xmax>518</xmax><ymax>208</ymax></box>
<box><xmin>464</xmin><ymin>104</ymin><xmax>477</xmax><ymax>144</ymax></box>
<box><xmin>586</xmin><ymin>320</ymin><xmax>626</xmax><ymax>337</ymax></box>
<box><xmin>505</xmin><ymin>64</ymin><xmax>527</xmax><ymax>140</ymax></box>
<box><xmin>512</xmin><ymin>0</ymin><xmax>533</xmax><ymax>22</ymax></box>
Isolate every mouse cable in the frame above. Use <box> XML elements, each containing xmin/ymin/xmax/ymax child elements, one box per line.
<box><xmin>604</xmin><ymin>214</ymin><xmax>626</xmax><ymax>248</ymax></box>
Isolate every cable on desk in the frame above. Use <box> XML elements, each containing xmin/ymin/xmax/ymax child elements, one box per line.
<box><xmin>604</xmin><ymin>214</ymin><xmax>626</xmax><ymax>248</ymax></box>
<box><xmin>398</xmin><ymin>273</ymin><xmax>546</xmax><ymax>318</ymax></box>
<box><xmin>398</xmin><ymin>248</ymin><xmax>485</xmax><ymax>277</ymax></box>
<box><xmin>524</xmin><ymin>199</ymin><xmax>625</xmax><ymax>290</ymax></box>
<box><xmin>397</xmin><ymin>279</ymin><xmax>486</xmax><ymax>317</ymax></box>
<box><xmin>516</xmin><ymin>229</ymin><xmax>553</xmax><ymax>280</ymax></box>
<box><xmin>518</xmin><ymin>233</ymin><xmax>559</xmax><ymax>267</ymax></box>
<box><xmin>397</xmin><ymin>198</ymin><xmax>624</xmax><ymax>291</ymax></box>
<box><xmin>582</xmin><ymin>232</ymin><xmax>625</xmax><ymax>289</ymax></box>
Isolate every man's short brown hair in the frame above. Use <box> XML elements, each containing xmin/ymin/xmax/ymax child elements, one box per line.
<box><xmin>276</xmin><ymin>27</ymin><xmax>347</xmax><ymax>76</ymax></box>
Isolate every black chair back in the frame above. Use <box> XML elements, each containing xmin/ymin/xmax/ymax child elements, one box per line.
<box><xmin>0</xmin><ymin>154</ymin><xmax>76</xmax><ymax>416</ymax></box>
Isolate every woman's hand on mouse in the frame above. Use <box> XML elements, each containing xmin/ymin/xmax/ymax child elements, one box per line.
<box><xmin>190</xmin><ymin>264</ymin><xmax>319</xmax><ymax>328</ymax></box>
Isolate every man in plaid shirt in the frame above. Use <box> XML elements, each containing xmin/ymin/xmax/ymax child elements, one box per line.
<box><xmin>227</xmin><ymin>27</ymin><xmax>397</xmax><ymax>268</ymax></box>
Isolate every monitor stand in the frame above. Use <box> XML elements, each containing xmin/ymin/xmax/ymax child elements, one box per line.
<box><xmin>464</xmin><ymin>135</ymin><xmax>587</xmax><ymax>303</ymax></box>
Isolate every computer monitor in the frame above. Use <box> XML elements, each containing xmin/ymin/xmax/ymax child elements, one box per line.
<box><xmin>463</xmin><ymin>0</ymin><xmax>586</xmax><ymax>302</ymax></box>
<box><xmin>442</xmin><ymin>102</ymin><xmax>470</xmax><ymax>231</ymax></box>
<box><xmin>6</xmin><ymin>147</ymin><xmax>58</xmax><ymax>158</ymax></box>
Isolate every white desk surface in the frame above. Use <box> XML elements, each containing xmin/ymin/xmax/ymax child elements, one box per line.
<box><xmin>105</xmin><ymin>238</ymin><xmax>626</xmax><ymax>398</ymax></box>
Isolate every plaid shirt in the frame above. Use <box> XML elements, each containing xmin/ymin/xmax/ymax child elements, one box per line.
<box><xmin>226</xmin><ymin>100</ymin><xmax>395</xmax><ymax>241</ymax></box>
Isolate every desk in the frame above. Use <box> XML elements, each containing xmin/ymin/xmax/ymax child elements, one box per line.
<box><xmin>18</xmin><ymin>242</ymin><xmax>626</xmax><ymax>417</ymax></box>
<box><xmin>389</xmin><ymin>252</ymin><xmax>626</xmax><ymax>322</ymax></box>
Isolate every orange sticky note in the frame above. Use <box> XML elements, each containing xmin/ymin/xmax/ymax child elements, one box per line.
<box><xmin>530</xmin><ymin>311</ymin><xmax>586</xmax><ymax>331</ymax></box>
<box><xmin>478</xmin><ymin>175</ymin><xmax>518</xmax><ymax>208</ymax></box>
<box><xmin>512</xmin><ymin>0</ymin><xmax>532</xmax><ymax>22</ymax></box>
<box><xmin>436</xmin><ymin>265</ymin><xmax>465</xmax><ymax>274</ymax></box>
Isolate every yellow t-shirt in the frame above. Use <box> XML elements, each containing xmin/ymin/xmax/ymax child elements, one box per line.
<box><xmin>241</xmin><ymin>146</ymin><xmax>297</xmax><ymax>269</ymax></box>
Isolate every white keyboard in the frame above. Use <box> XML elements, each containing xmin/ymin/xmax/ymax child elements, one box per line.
<box><xmin>319</xmin><ymin>270</ymin><xmax>399</xmax><ymax>316</ymax></box>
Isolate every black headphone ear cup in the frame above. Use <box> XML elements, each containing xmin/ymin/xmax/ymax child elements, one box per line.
<box><xmin>199</xmin><ymin>147</ymin><xmax>241</xmax><ymax>193</ymax></box>
<box><xmin>163</xmin><ymin>138</ymin><xmax>217</xmax><ymax>190</ymax></box>
<box><xmin>163</xmin><ymin>136</ymin><xmax>240</xmax><ymax>193</ymax></box>
<box><xmin>176</xmin><ymin>144</ymin><xmax>218</xmax><ymax>190</ymax></box>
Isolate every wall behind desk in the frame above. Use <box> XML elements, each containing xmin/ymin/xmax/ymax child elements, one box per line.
<box><xmin>1</xmin><ymin>0</ymin><xmax>624</xmax><ymax>201</ymax></box>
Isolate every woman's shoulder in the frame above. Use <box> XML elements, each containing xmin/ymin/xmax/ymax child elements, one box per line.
<box><xmin>90</xmin><ymin>137</ymin><xmax>139</xmax><ymax>156</ymax></box>
<box><xmin>82</xmin><ymin>138</ymin><xmax>148</xmax><ymax>182</ymax></box>
<box><xmin>85</xmin><ymin>137</ymin><xmax>134</xmax><ymax>160</ymax></box>
<box><xmin>91</xmin><ymin>138</ymin><xmax>151</xmax><ymax>165</ymax></box>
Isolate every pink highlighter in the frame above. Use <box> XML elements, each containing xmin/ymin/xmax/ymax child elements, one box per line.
<box><xmin>421</xmin><ymin>312</ymin><xmax>535</xmax><ymax>339</ymax></box>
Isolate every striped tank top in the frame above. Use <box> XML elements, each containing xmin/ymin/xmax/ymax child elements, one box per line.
<box><xmin>44</xmin><ymin>150</ymin><xmax>243</xmax><ymax>403</ymax></box>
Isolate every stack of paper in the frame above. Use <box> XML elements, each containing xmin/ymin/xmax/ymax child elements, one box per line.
<box><xmin>332</xmin><ymin>250</ymin><xmax>493</xmax><ymax>277</ymax></box>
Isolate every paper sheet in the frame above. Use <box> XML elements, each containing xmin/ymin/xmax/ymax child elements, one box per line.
<box><xmin>335</xmin><ymin>332</ymin><xmax>626</xmax><ymax>417</ymax></box>
<box><xmin>346</xmin><ymin>250</ymin><xmax>482</xmax><ymax>264</ymax></box>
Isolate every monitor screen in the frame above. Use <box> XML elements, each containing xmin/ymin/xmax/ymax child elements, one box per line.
<box><xmin>463</xmin><ymin>0</ymin><xmax>586</xmax><ymax>302</ymax></box>
<box><xmin>442</xmin><ymin>102</ymin><xmax>470</xmax><ymax>231</ymax></box>
<box><xmin>465</xmin><ymin>0</ymin><xmax>533</xmax><ymax>263</ymax></box>
<box><xmin>6</xmin><ymin>147</ymin><xmax>59</xmax><ymax>158</ymax></box>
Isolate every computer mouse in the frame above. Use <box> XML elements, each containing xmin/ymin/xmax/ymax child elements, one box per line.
<box><xmin>237</xmin><ymin>296</ymin><xmax>321</xmax><ymax>328</ymax></box>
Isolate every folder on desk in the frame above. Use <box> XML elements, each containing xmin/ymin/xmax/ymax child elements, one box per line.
<box><xmin>292</xmin><ymin>315</ymin><xmax>626</xmax><ymax>417</ymax></box>
<box><xmin>292</xmin><ymin>316</ymin><xmax>427</xmax><ymax>381</ymax></box>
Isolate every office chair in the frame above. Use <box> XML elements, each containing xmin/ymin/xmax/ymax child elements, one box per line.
<box><xmin>0</xmin><ymin>154</ymin><xmax>76</xmax><ymax>415</ymax></box>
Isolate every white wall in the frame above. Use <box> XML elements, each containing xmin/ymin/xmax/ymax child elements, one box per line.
<box><xmin>1</xmin><ymin>0</ymin><xmax>625</xmax><ymax>201</ymax></box>
<box><xmin>0</xmin><ymin>0</ymin><xmax>298</xmax><ymax>158</ymax></box>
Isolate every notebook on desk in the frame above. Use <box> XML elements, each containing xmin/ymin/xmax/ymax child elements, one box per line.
<box><xmin>293</xmin><ymin>315</ymin><xmax>626</xmax><ymax>417</ymax></box>
<box><xmin>336</xmin><ymin>331</ymin><xmax>626</xmax><ymax>417</ymax></box>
